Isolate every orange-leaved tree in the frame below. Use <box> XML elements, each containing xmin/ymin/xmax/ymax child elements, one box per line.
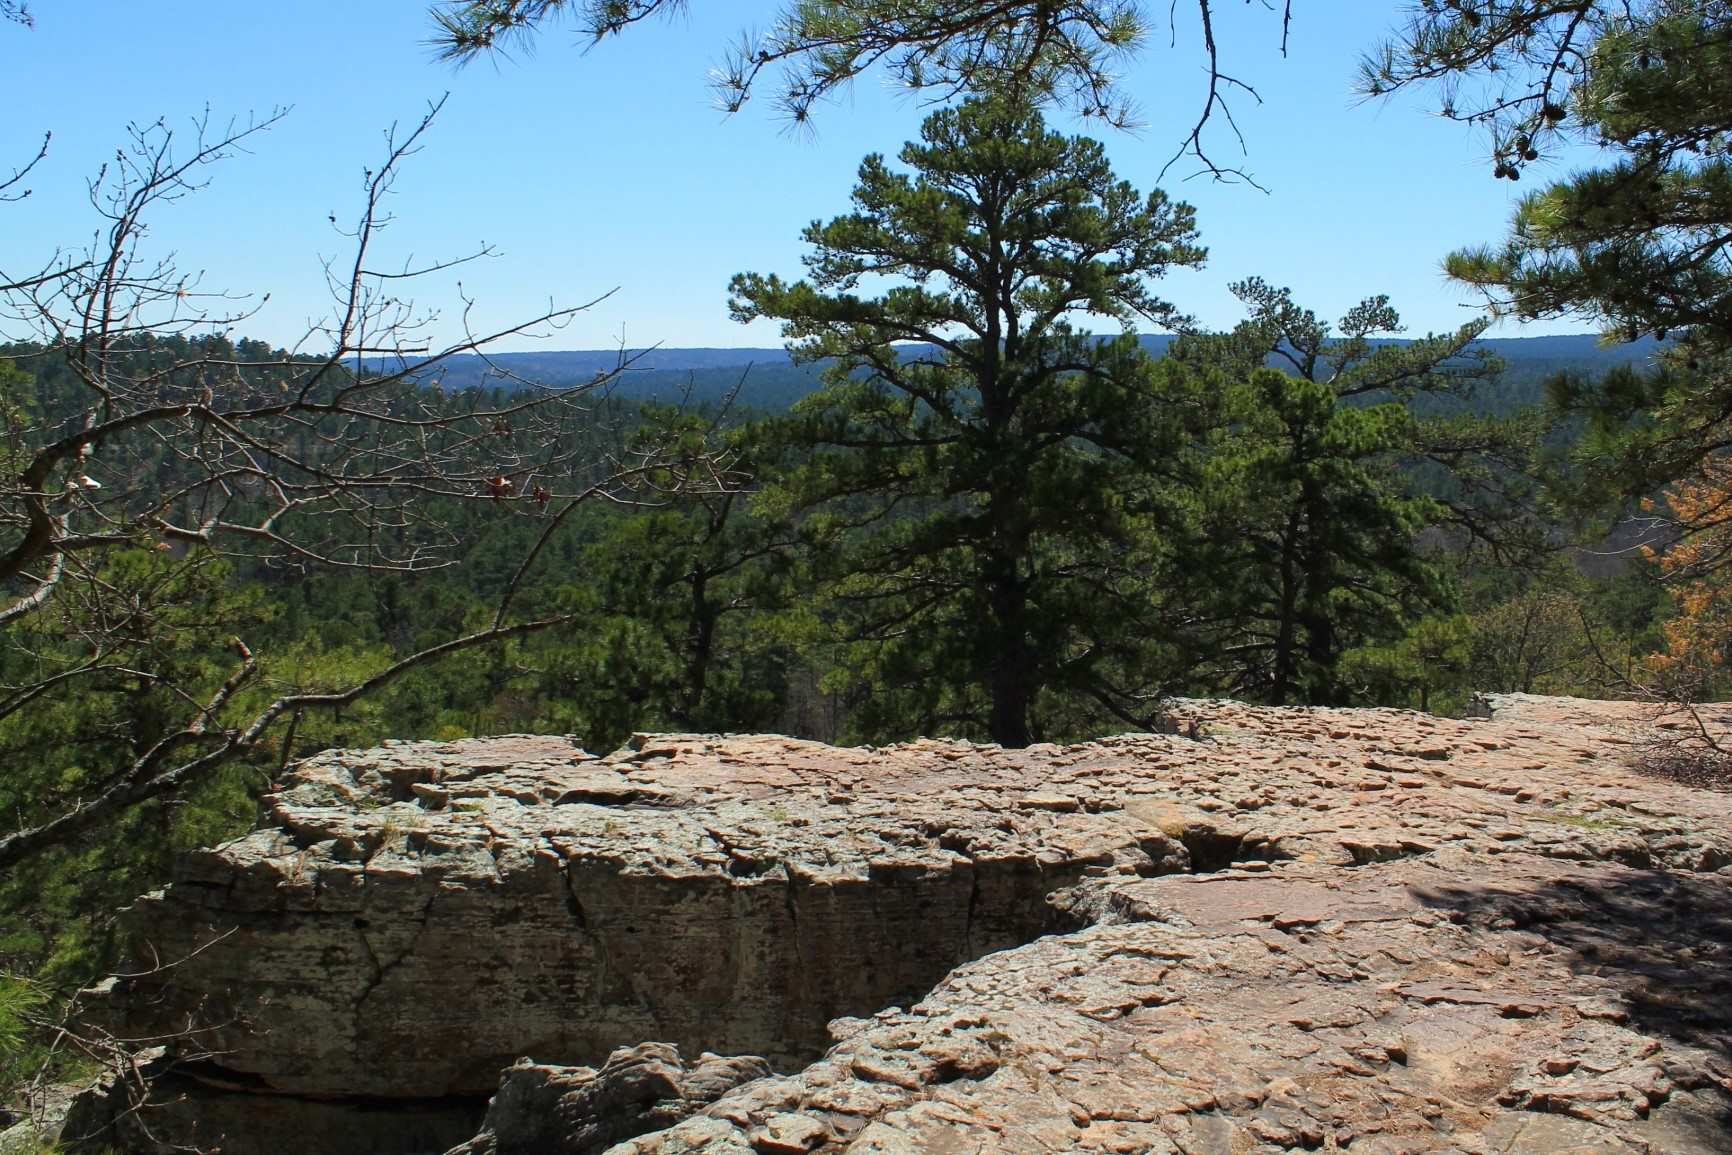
<box><xmin>1643</xmin><ymin>458</ymin><xmax>1732</xmax><ymax>701</ymax></box>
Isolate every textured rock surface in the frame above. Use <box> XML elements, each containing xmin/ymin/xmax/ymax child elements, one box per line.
<box><xmin>449</xmin><ymin>1043</ymin><xmax>771</xmax><ymax>1155</ymax></box>
<box><xmin>610</xmin><ymin>855</ymin><xmax>1732</xmax><ymax>1153</ymax></box>
<box><xmin>91</xmin><ymin>694</ymin><xmax>1732</xmax><ymax>1153</ymax></box>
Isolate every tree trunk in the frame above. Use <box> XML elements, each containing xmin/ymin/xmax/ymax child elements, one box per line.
<box><xmin>984</xmin><ymin>539</ymin><xmax>1034</xmax><ymax>748</ymax></box>
<box><xmin>1299</xmin><ymin>491</ymin><xmax>1338</xmax><ymax>706</ymax></box>
<box><xmin>1301</xmin><ymin>591</ymin><xmax>1337</xmax><ymax>705</ymax></box>
<box><xmin>986</xmin><ymin>592</ymin><xmax>1034</xmax><ymax>747</ymax></box>
<box><xmin>678</xmin><ymin>563</ymin><xmax>715</xmax><ymax>727</ymax></box>
<box><xmin>1270</xmin><ymin>510</ymin><xmax>1304</xmax><ymax>705</ymax></box>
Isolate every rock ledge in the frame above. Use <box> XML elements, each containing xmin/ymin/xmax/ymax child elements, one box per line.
<box><xmin>89</xmin><ymin>695</ymin><xmax>1732</xmax><ymax>1154</ymax></box>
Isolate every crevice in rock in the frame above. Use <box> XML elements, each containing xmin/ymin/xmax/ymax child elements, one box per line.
<box><xmin>549</xmin><ymin>788</ymin><xmax>671</xmax><ymax>808</ymax></box>
<box><xmin>963</xmin><ymin>857</ymin><xmax>984</xmax><ymax>958</ymax></box>
<box><xmin>66</xmin><ymin>1065</ymin><xmax>493</xmax><ymax>1155</ymax></box>
<box><xmin>562</xmin><ymin>858</ymin><xmax>647</xmax><ymax>1016</ymax></box>
<box><xmin>562</xmin><ymin>874</ymin><xmax>589</xmax><ymax>929</ymax></box>
<box><xmin>1340</xmin><ymin>838</ymin><xmax>1435</xmax><ymax>867</ymax></box>
<box><xmin>351</xmin><ymin>893</ymin><xmax>437</xmax><ymax>1029</ymax></box>
<box><xmin>1175</xmin><ymin>827</ymin><xmax>1267</xmax><ymax>873</ymax></box>
<box><xmin>166</xmin><ymin>1059</ymin><xmax>275</xmax><ymax>1092</ymax></box>
<box><xmin>782</xmin><ymin>864</ymin><xmax>801</xmax><ymax>941</ymax></box>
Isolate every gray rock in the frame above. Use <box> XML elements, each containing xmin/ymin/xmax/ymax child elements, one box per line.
<box><xmin>611</xmin><ymin>855</ymin><xmax>1732</xmax><ymax>1153</ymax></box>
<box><xmin>447</xmin><ymin>1043</ymin><xmax>769</xmax><ymax>1155</ymax></box>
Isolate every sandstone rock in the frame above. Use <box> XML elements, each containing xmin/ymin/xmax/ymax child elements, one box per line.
<box><xmin>447</xmin><ymin>1042</ymin><xmax>770</xmax><ymax>1155</ymax></box>
<box><xmin>614</xmin><ymin>854</ymin><xmax>1732</xmax><ymax>1152</ymax></box>
<box><xmin>84</xmin><ymin>695</ymin><xmax>1732</xmax><ymax>1153</ymax></box>
<box><xmin>748</xmin><ymin>1112</ymin><xmax>830</xmax><ymax>1153</ymax></box>
<box><xmin>0</xmin><ymin>1069</ymin><xmax>108</xmax><ymax>1155</ymax></box>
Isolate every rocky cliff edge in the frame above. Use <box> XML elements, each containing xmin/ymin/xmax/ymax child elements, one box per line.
<box><xmin>78</xmin><ymin>695</ymin><xmax>1732</xmax><ymax>1154</ymax></box>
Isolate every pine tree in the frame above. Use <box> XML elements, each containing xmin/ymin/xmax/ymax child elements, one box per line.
<box><xmin>731</xmin><ymin>96</ymin><xmax>1206</xmax><ymax>746</ymax></box>
<box><xmin>1175</xmin><ymin>281</ymin><xmax>1492</xmax><ymax>705</ymax></box>
<box><xmin>429</xmin><ymin>1</ymin><xmax>1297</xmax><ymax>179</ymax></box>
<box><xmin>1369</xmin><ymin>2</ymin><xmax>1732</xmax><ymax>511</ymax></box>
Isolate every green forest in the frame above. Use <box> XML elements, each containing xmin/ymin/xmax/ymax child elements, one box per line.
<box><xmin>4</xmin><ymin>0</ymin><xmax>1732</xmax><ymax>1140</ymax></box>
<box><xmin>0</xmin><ymin>100</ymin><xmax>1673</xmax><ymax>985</ymax></box>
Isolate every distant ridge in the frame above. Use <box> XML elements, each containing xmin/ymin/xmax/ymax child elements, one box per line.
<box><xmin>402</xmin><ymin>333</ymin><xmax>1664</xmax><ymax>413</ymax></box>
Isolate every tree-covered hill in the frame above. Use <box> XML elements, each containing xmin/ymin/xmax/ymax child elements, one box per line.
<box><xmin>408</xmin><ymin>332</ymin><xmax>1665</xmax><ymax>413</ymax></box>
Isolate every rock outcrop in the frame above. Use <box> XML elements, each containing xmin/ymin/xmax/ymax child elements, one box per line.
<box><xmin>603</xmin><ymin>855</ymin><xmax>1732</xmax><ymax>1154</ymax></box>
<box><xmin>85</xmin><ymin>694</ymin><xmax>1732</xmax><ymax>1153</ymax></box>
<box><xmin>448</xmin><ymin>1043</ymin><xmax>771</xmax><ymax>1155</ymax></box>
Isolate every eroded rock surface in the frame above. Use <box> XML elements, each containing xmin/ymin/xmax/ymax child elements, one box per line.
<box><xmin>448</xmin><ymin>1043</ymin><xmax>771</xmax><ymax>1155</ymax></box>
<box><xmin>610</xmin><ymin>856</ymin><xmax>1732</xmax><ymax>1154</ymax></box>
<box><xmin>90</xmin><ymin>694</ymin><xmax>1732</xmax><ymax>1153</ymax></box>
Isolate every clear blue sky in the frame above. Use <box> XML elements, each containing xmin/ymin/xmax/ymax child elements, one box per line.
<box><xmin>0</xmin><ymin>2</ymin><xmax>1596</xmax><ymax>353</ymax></box>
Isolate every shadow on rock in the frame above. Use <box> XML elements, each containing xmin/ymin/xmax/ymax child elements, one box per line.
<box><xmin>448</xmin><ymin>1042</ymin><xmax>772</xmax><ymax>1155</ymax></box>
<box><xmin>1414</xmin><ymin>867</ymin><xmax>1732</xmax><ymax>1057</ymax></box>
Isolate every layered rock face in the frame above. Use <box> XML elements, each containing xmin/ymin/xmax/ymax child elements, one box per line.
<box><xmin>90</xmin><ymin>695</ymin><xmax>1732</xmax><ymax>1153</ymax></box>
<box><xmin>612</xmin><ymin>854</ymin><xmax>1732</xmax><ymax>1154</ymax></box>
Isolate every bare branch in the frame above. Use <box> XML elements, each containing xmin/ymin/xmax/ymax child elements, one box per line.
<box><xmin>429</xmin><ymin>1</ymin><xmax>1296</xmax><ymax>180</ymax></box>
<box><xmin>0</xmin><ymin>97</ymin><xmax>728</xmax><ymax>871</ymax></box>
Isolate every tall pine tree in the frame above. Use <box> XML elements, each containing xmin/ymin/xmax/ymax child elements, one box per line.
<box><xmin>1370</xmin><ymin>2</ymin><xmax>1732</xmax><ymax>512</ymax></box>
<box><xmin>1176</xmin><ymin>281</ymin><xmax>1494</xmax><ymax>704</ymax></box>
<box><xmin>731</xmin><ymin>96</ymin><xmax>1205</xmax><ymax>747</ymax></box>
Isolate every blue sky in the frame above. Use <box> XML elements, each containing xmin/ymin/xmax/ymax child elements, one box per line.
<box><xmin>0</xmin><ymin>2</ymin><xmax>1597</xmax><ymax>352</ymax></box>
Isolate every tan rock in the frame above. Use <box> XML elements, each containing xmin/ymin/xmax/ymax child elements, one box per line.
<box><xmin>78</xmin><ymin>695</ymin><xmax>1732</xmax><ymax>1154</ymax></box>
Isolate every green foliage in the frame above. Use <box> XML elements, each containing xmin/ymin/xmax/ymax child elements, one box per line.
<box><xmin>508</xmin><ymin>467</ymin><xmax>802</xmax><ymax>750</ymax></box>
<box><xmin>1374</xmin><ymin>3</ymin><xmax>1732</xmax><ymax>533</ymax></box>
<box><xmin>1340</xmin><ymin>615</ymin><xmax>1472</xmax><ymax>714</ymax></box>
<box><xmin>1342</xmin><ymin>558</ymin><xmax>1669</xmax><ymax>714</ymax></box>
<box><xmin>733</xmin><ymin>96</ymin><xmax>1206</xmax><ymax>746</ymax></box>
<box><xmin>1170</xmin><ymin>281</ymin><xmax>1513</xmax><ymax>705</ymax></box>
<box><xmin>1</xmin><ymin>970</ymin><xmax>103</xmax><ymax>1139</ymax></box>
<box><xmin>430</xmin><ymin>0</ymin><xmax>1156</xmax><ymax>127</ymax></box>
<box><xmin>0</xmin><ymin>972</ymin><xmax>47</xmax><ymax>1086</ymax></box>
<box><xmin>1195</xmin><ymin>365</ymin><xmax>1449</xmax><ymax>704</ymax></box>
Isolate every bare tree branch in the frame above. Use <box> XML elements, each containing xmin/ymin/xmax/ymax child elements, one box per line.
<box><xmin>0</xmin><ymin>97</ymin><xmax>730</xmax><ymax>871</ymax></box>
<box><xmin>428</xmin><ymin>0</ymin><xmax>1295</xmax><ymax>181</ymax></box>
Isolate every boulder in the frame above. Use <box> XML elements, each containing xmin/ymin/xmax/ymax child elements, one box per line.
<box><xmin>448</xmin><ymin>1043</ymin><xmax>770</xmax><ymax>1155</ymax></box>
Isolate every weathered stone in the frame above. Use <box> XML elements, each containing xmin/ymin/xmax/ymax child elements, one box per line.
<box><xmin>748</xmin><ymin>1112</ymin><xmax>830</xmax><ymax>1153</ymax></box>
<box><xmin>613</xmin><ymin>853</ymin><xmax>1732</xmax><ymax>1152</ymax></box>
<box><xmin>447</xmin><ymin>1043</ymin><xmax>770</xmax><ymax>1155</ymax></box>
<box><xmin>83</xmin><ymin>695</ymin><xmax>1732</xmax><ymax>1153</ymax></box>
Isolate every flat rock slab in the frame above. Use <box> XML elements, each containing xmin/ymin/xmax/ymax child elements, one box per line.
<box><xmin>87</xmin><ymin>694</ymin><xmax>1732</xmax><ymax>1154</ymax></box>
<box><xmin>612</xmin><ymin>855</ymin><xmax>1732</xmax><ymax>1154</ymax></box>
